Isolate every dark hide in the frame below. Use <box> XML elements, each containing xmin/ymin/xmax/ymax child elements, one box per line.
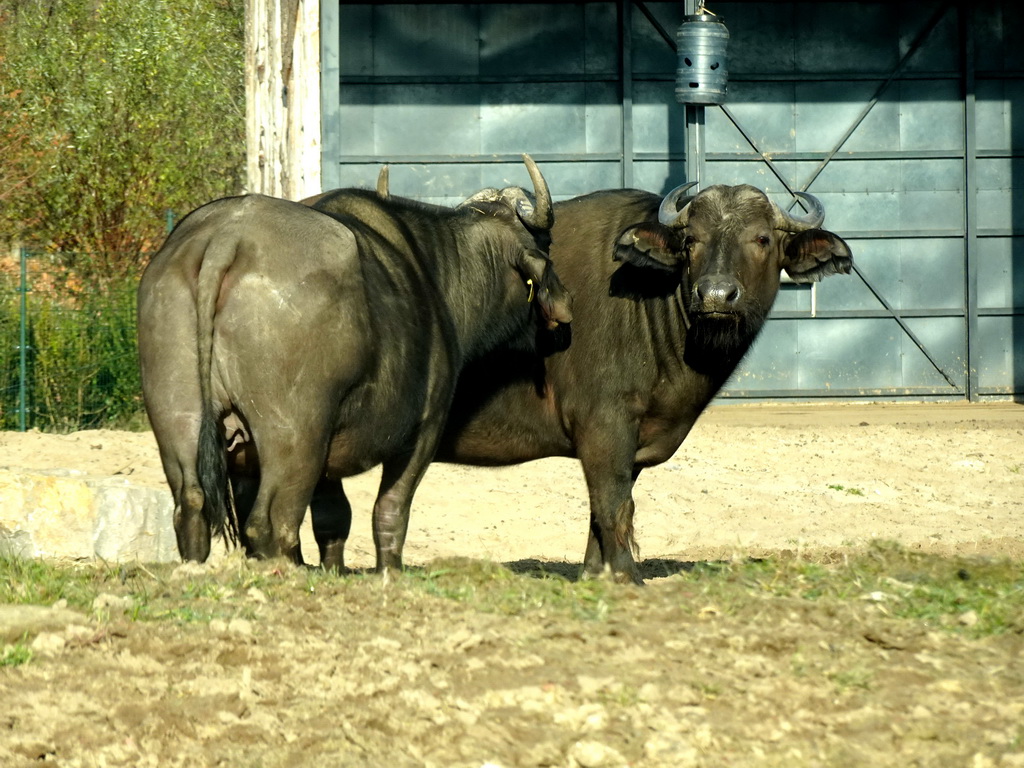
<box><xmin>301</xmin><ymin>183</ymin><xmax>851</xmax><ymax>584</ymax></box>
<box><xmin>477</xmin><ymin>184</ymin><xmax>851</xmax><ymax>582</ymax></box>
<box><xmin>138</xmin><ymin>161</ymin><xmax>571</xmax><ymax>571</ymax></box>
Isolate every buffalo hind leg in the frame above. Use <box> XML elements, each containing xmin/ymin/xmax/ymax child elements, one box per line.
<box><xmin>311</xmin><ymin>478</ymin><xmax>352</xmax><ymax>572</ymax></box>
<box><xmin>244</xmin><ymin>434</ymin><xmax>329</xmax><ymax>565</ymax></box>
<box><xmin>172</xmin><ymin>461</ymin><xmax>212</xmax><ymax>563</ymax></box>
<box><xmin>149</xmin><ymin>415</ymin><xmax>210</xmax><ymax>562</ymax></box>
<box><xmin>229</xmin><ymin>473</ymin><xmax>259</xmax><ymax>558</ymax></box>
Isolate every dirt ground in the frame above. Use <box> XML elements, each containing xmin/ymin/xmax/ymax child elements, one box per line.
<box><xmin>1</xmin><ymin>401</ymin><xmax>1023</xmax><ymax>767</ymax></box>
<box><xmin>2</xmin><ymin>401</ymin><xmax>1023</xmax><ymax>566</ymax></box>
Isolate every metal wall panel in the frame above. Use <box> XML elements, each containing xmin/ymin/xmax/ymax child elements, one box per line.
<box><xmin>978</xmin><ymin>317</ymin><xmax>1024</xmax><ymax>392</ymax></box>
<box><xmin>686</xmin><ymin>1</ymin><xmax>975</xmax><ymax>399</ymax></box>
<box><xmin>632</xmin><ymin>81</ymin><xmax>684</xmax><ymax>155</ymax></box>
<box><xmin>971</xmin><ymin>3</ymin><xmax>1023</xmax><ymax>396</ymax></box>
<box><xmin>480</xmin><ymin>5</ymin><xmax>591</xmax><ymax>75</ymax></box>
<box><xmin>321</xmin><ymin>0</ymin><xmax>1024</xmax><ymax>400</ymax></box>
<box><xmin>372</xmin><ymin>6</ymin><xmax>480</xmax><ymax>76</ymax></box>
<box><xmin>978</xmin><ymin>238</ymin><xmax>1024</xmax><ymax>308</ymax></box>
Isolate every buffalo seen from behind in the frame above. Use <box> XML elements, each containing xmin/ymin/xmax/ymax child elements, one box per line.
<box><xmin>312</xmin><ymin>180</ymin><xmax>853</xmax><ymax>584</ymax></box>
<box><xmin>138</xmin><ymin>156</ymin><xmax>572</xmax><ymax>571</ymax></box>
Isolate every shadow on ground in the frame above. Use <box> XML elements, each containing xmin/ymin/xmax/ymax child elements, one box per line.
<box><xmin>503</xmin><ymin>558</ymin><xmax>701</xmax><ymax>582</ymax></box>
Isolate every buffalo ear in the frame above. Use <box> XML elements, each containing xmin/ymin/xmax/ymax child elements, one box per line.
<box><xmin>613</xmin><ymin>224</ymin><xmax>683</xmax><ymax>272</ymax></box>
<box><xmin>517</xmin><ymin>249</ymin><xmax>573</xmax><ymax>328</ymax></box>
<box><xmin>782</xmin><ymin>229</ymin><xmax>853</xmax><ymax>283</ymax></box>
<box><xmin>517</xmin><ymin>248</ymin><xmax>550</xmax><ymax>286</ymax></box>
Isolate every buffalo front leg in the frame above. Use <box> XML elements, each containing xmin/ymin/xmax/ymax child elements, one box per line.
<box><xmin>581</xmin><ymin>471</ymin><xmax>643</xmax><ymax>585</ymax></box>
<box><xmin>578</xmin><ymin>431</ymin><xmax>644</xmax><ymax>584</ymax></box>
<box><xmin>372</xmin><ymin>438</ymin><xmax>439</xmax><ymax>574</ymax></box>
<box><xmin>311</xmin><ymin>478</ymin><xmax>352</xmax><ymax>572</ymax></box>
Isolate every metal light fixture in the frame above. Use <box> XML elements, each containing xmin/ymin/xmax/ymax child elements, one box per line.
<box><xmin>675</xmin><ymin>2</ymin><xmax>730</xmax><ymax>105</ymax></box>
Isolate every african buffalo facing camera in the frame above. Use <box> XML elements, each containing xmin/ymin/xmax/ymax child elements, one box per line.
<box><xmin>138</xmin><ymin>156</ymin><xmax>571</xmax><ymax>571</ymax></box>
<box><xmin>313</xmin><ymin>179</ymin><xmax>852</xmax><ymax>584</ymax></box>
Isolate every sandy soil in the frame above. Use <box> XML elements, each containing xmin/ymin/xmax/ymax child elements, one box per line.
<box><xmin>1</xmin><ymin>401</ymin><xmax>1022</xmax><ymax>768</ymax></box>
<box><xmin>2</xmin><ymin>401</ymin><xmax>1022</xmax><ymax>566</ymax></box>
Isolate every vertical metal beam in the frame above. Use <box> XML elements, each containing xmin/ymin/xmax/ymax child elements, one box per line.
<box><xmin>634</xmin><ymin>0</ymin><xmax>703</xmax><ymax>186</ymax></box>
<box><xmin>319</xmin><ymin>0</ymin><xmax>342</xmax><ymax>192</ymax></box>
<box><xmin>685</xmin><ymin>105</ymin><xmax>705</xmax><ymax>187</ymax></box>
<box><xmin>682</xmin><ymin>0</ymin><xmax>704</xmax><ymax>187</ymax></box>
<box><xmin>620</xmin><ymin>1</ymin><xmax>634</xmax><ymax>188</ymax></box>
<box><xmin>961</xmin><ymin>4</ymin><xmax>979</xmax><ymax>400</ymax></box>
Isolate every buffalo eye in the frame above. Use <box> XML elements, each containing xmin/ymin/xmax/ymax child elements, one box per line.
<box><xmin>755</xmin><ymin>235</ymin><xmax>771</xmax><ymax>247</ymax></box>
<box><xmin>684</xmin><ymin>235</ymin><xmax>698</xmax><ymax>249</ymax></box>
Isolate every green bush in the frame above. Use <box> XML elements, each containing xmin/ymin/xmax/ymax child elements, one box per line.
<box><xmin>0</xmin><ymin>0</ymin><xmax>245</xmax><ymax>275</ymax></box>
<box><xmin>0</xmin><ymin>258</ymin><xmax>142</xmax><ymax>432</ymax></box>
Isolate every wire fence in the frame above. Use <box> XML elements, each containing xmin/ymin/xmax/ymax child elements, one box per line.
<box><xmin>0</xmin><ymin>248</ymin><xmax>143</xmax><ymax>432</ymax></box>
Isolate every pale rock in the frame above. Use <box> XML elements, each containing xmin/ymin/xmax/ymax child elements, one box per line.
<box><xmin>644</xmin><ymin>735</ymin><xmax>700</xmax><ymax>767</ymax></box>
<box><xmin>637</xmin><ymin>682</ymin><xmax>662</xmax><ymax>702</ymax></box>
<box><xmin>30</xmin><ymin>631</ymin><xmax>65</xmax><ymax>656</ymax></box>
<box><xmin>0</xmin><ymin>604</ymin><xmax>90</xmax><ymax>643</ymax></box>
<box><xmin>92</xmin><ymin>593</ymin><xmax>134</xmax><ymax>615</ymax></box>
<box><xmin>576</xmin><ymin>674</ymin><xmax>616</xmax><ymax>696</ymax></box>
<box><xmin>227</xmin><ymin>618</ymin><xmax>254</xmax><ymax>638</ymax></box>
<box><xmin>958</xmin><ymin>610</ymin><xmax>979</xmax><ymax>627</ymax></box>
<box><xmin>569</xmin><ymin>740</ymin><xmax>626</xmax><ymax>768</ymax></box>
<box><xmin>0</xmin><ymin>469</ymin><xmax>176</xmax><ymax>562</ymax></box>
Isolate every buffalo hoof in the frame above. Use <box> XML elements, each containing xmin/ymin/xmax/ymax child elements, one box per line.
<box><xmin>580</xmin><ymin>564</ymin><xmax>645</xmax><ymax>587</ymax></box>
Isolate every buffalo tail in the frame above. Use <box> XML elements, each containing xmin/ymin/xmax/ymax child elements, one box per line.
<box><xmin>194</xmin><ymin>233</ymin><xmax>241</xmax><ymax>546</ymax></box>
<box><xmin>197</xmin><ymin>405</ymin><xmax>237</xmax><ymax>544</ymax></box>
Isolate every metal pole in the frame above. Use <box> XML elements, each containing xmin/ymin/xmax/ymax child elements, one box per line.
<box><xmin>683</xmin><ymin>0</ymin><xmax>705</xmax><ymax>188</ymax></box>
<box><xmin>18</xmin><ymin>246</ymin><xmax>28</xmax><ymax>432</ymax></box>
<box><xmin>620</xmin><ymin>0</ymin><xmax>634</xmax><ymax>189</ymax></box>
<box><xmin>960</xmin><ymin>5</ymin><xmax>979</xmax><ymax>401</ymax></box>
<box><xmin>686</xmin><ymin>104</ymin><xmax>705</xmax><ymax>188</ymax></box>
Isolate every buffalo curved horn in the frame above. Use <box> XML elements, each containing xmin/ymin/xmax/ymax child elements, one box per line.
<box><xmin>498</xmin><ymin>154</ymin><xmax>554</xmax><ymax>231</ymax></box>
<box><xmin>657</xmin><ymin>182</ymin><xmax>699</xmax><ymax>228</ymax></box>
<box><xmin>459</xmin><ymin>187</ymin><xmax>501</xmax><ymax>207</ymax></box>
<box><xmin>520</xmin><ymin>153</ymin><xmax>553</xmax><ymax>230</ymax></box>
<box><xmin>459</xmin><ymin>156</ymin><xmax>553</xmax><ymax>230</ymax></box>
<box><xmin>376</xmin><ymin>165</ymin><xmax>390</xmax><ymax>199</ymax></box>
<box><xmin>773</xmin><ymin>191</ymin><xmax>825</xmax><ymax>231</ymax></box>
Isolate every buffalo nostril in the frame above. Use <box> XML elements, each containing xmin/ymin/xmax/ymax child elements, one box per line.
<box><xmin>696</xmin><ymin>278</ymin><xmax>741</xmax><ymax>307</ymax></box>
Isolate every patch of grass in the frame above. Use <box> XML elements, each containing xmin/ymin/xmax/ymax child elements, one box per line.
<box><xmin>412</xmin><ymin>558</ymin><xmax>615</xmax><ymax>621</ymax></box>
<box><xmin>827</xmin><ymin>483</ymin><xmax>865</xmax><ymax>496</ymax></box>
<box><xmin>0</xmin><ymin>556</ymin><xmax>104</xmax><ymax>609</ymax></box>
<box><xmin>143</xmin><ymin>604</ymin><xmax>218</xmax><ymax>623</ymax></box>
<box><xmin>0</xmin><ymin>555</ymin><xmax>274</xmax><ymax>627</ymax></box>
<box><xmin>0</xmin><ymin>643</ymin><xmax>33</xmax><ymax>668</ymax></box>
<box><xmin>1010</xmin><ymin>727</ymin><xmax>1024</xmax><ymax>752</ymax></box>
<box><xmin>692</xmin><ymin>680</ymin><xmax>722</xmax><ymax>699</ymax></box>
<box><xmin>671</xmin><ymin>542</ymin><xmax>1024</xmax><ymax>638</ymax></box>
<box><xmin>179</xmin><ymin>581</ymin><xmax>234</xmax><ymax>601</ymax></box>
<box><xmin>2</xmin><ymin>546</ymin><xmax>1019</xmax><ymax>640</ymax></box>
<box><xmin>597</xmin><ymin>683</ymin><xmax>641</xmax><ymax>709</ymax></box>
<box><xmin>127</xmin><ymin>568</ymin><xmax>267</xmax><ymax>625</ymax></box>
<box><xmin>828</xmin><ymin>664</ymin><xmax>874</xmax><ymax>693</ymax></box>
